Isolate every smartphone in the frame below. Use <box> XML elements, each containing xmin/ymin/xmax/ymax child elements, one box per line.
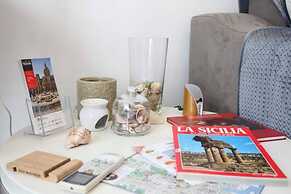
<box><xmin>59</xmin><ymin>153</ymin><xmax>124</xmax><ymax>193</ymax></box>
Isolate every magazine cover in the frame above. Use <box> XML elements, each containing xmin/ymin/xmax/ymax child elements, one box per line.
<box><xmin>172</xmin><ymin>125</ymin><xmax>287</xmax><ymax>184</ymax></box>
<box><xmin>21</xmin><ymin>58</ymin><xmax>66</xmax><ymax>134</ymax></box>
<box><xmin>167</xmin><ymin>114</ymin><xmax>286</xmax><ymax>142</ymax></box>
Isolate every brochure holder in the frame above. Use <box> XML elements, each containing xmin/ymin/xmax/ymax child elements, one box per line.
<box><xmin>26</xmin><ymin>96</ymin><xmax>73</xmax><ymax>136</ymax></box>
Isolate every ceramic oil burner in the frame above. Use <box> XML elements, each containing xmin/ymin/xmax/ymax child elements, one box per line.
<box><xmin>79</xmin><ymin>98</ymin><xmax>109</xmax><ymax>131</ymax></box>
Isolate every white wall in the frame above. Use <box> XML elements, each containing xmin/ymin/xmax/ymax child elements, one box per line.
<box><xmin>0</xmin><ymin>0</ymin><xmax>238</xmax><ymax>138</ymax></box>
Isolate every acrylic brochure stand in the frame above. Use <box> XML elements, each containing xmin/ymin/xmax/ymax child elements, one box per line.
<box><xmin>26</xmin><ymin>96</ymin><xmax>73</xmax><ymax>136</ymax></box>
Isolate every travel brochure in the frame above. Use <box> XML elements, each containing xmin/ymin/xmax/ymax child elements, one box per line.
<box><xmin>167</xmin><ymin>113</ymin><xmax>286</xmax><ymax>142</ymax></box>
<box><xmin>21</xmin><ymin>58</ymin><xmax>66</xmax><ymax>134</ymax></box>
<box><xmin>172</xmin><ymin>125</ymin><xmax>287</xmax><ymax>184</ymax></box>
<box><xmin>102</xmin><ymin>154</ymin><xmax>264</xmax><ymax>194</ymax></box>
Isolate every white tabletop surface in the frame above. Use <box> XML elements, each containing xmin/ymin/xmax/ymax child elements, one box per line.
<box><xmin>0</xmin><ymin>108</ymin><xmax>291</xmax><ymax>194</ymax></box>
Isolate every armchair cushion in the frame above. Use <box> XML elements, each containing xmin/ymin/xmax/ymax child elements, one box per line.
<box><xmin>239</xmin><ymin>27</ymin><xmax>291</xmax><ymax>138</ymax></box>
<box><xmin>189</xmin><ymin>13</ymin><xmax>270</xmax><ymax>113</ymax></box>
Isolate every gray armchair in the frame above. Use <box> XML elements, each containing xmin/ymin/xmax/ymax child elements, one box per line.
<box><xmin>189</xmin><ymin>0</ymin><xmax>287</xmax><ymax>114</ymax></box>
<box><xmin>238</xmin><ymin>27</ymin><xmax>291</xmax><ymax>138</ymax></box>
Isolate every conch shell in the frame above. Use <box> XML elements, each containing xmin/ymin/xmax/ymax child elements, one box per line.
<box><xmin>67</xmin><ymin>128</ymin><xmax>91</xmax><ymax>148</ymax></box>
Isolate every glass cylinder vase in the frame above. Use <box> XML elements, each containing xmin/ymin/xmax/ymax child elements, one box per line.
<box><xmin>128</xmin><ymin>37</ymin><xmax>168</xmax><ymax>112</ymax></box>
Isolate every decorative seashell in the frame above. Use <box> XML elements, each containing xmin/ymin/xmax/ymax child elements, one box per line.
<box><xmin>135</xmin><ymin>104</ymin><xmax>145</xmax><ymax>110</ymax></box>
<box><xmin>128</xmin><ymin>121</ymin><xmax>139</xmax><ymax>129</ymax></box>
<box><xmin>67</xmin><ymin>128</ymin><xmax>91</xmax><ymax>148</ymax></box>
<box><xmin>135</xmin><ymin>104</ymin><xmax>149</xmax><ymax>124</ymax></box>
<box><xmin>150</xmin><ymin>82</ymin><xmax>161</xmax><ymax>94</ymax></box>
<box><xmin>135</xmin><ymin>83</ymin><xmax>145</xmax><ymax>93</ymax></box>
<box><xmin>141</xmin><ymin>88</ymin><xmax>149</xmax><ymax>96</ymax></box>
<box><xmin>128</xmin><ymin>127</ymin><xmax>136</xmax><ymax>134</ymax></box>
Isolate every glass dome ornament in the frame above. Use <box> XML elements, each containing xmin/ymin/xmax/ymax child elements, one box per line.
<box><xmin>111</xmin><ymin>87</ymin><xmax>151</xmax><ymax>136</ymax></box>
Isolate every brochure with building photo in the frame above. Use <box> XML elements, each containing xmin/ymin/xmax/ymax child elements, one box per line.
<box><xmin>21</xmin><ymin>58</ymin><xmax>66</xmax><ymax>134</ymax></box>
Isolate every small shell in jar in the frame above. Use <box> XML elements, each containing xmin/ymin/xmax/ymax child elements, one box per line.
<box><xmin>150</xmin><ymin>82</ymin><xmax>161</xmax><ymax>94</ymax></box>
<box><xmin>135</xmin><ymin>83</ymin><xmax>146</xmax><ymax>93</ymax></box>
<box><xmin>135</xmin><ymin>104</ymin><xmax>149</xmax><ymax>124</ymax></box>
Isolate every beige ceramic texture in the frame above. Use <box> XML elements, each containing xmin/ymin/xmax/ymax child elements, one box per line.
<box><xmin>77</xmin><ymin>77</ymin><xmax>117</xmax><ymax>119</ymax></box>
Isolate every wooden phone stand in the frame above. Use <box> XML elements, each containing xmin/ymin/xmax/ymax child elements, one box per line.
<box><xmin>7</xmin><ymin>151</ymin><xmax>83</xmax><ymax>182</ymax></box>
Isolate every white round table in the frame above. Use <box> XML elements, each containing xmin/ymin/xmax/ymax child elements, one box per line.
<box><xmin>0</xmin><ymin>108</ymin><xmax>291</xmax><ymax>194</ymax></box>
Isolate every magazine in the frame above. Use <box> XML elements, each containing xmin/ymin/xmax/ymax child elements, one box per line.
<box><xmin>172</xmin><ymin>125</ymin><xmax>287</xmax><ymax>184</ymax></box>
<box><xmin>21</xmin><ymin>58</ymin><xmax>66</xmax><ymax>134</ymax></box>
<box><xmin>167</xmin><ymin>113</ymin><xmax>286</xmax><ymax>142</ymax></box>
<box><xmin>102</xmin><ymin>154</ymin><xmax>265</xmax><ymax>194</ymax></box>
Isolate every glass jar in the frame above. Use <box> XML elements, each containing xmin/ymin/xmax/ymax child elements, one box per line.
<box><xmin>111</xmin><ymin>87</ymin><xmax>151</xmax><ymax>136</ymax></box>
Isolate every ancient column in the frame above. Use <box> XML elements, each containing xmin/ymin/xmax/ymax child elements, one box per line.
<box><xmin>211</xmin><ymin>147</ymin><xmax>223</xmax><ymax>163</ymax></box>
<box><xmin>204</xmin><ymin>147</ymin><xmax>215</xmax><ymax>163</ymax></box>
<box><xmin>232</xmin><ymin>149</ymin><xmax>244</xmax><ymax>163</ymax></box>
<box><xmin>218</xmin><ymin>148</ymin><xmax>229</xmax><ymax>163</ymax></box>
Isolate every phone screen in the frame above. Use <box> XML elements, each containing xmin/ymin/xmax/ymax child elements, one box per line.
<box><xmin>63</xmin><ymin>172</ymin><xmax>97</xmax><ymax>185</ymax></box>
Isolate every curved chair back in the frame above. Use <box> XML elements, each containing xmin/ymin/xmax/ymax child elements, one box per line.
<box><xmin>0</xmin><ymin>100</ymin><xmax>11</xmax><ymax>145</ymax></box>
<box><xmin>238</xmin><ymin>27</ymin><xmax>291</xmax><ymax>138</ymax></box>
<box><xmin>0</xmin><ymin>99</ymin><xmax>10</xmax><ymax>193</ymax></box>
